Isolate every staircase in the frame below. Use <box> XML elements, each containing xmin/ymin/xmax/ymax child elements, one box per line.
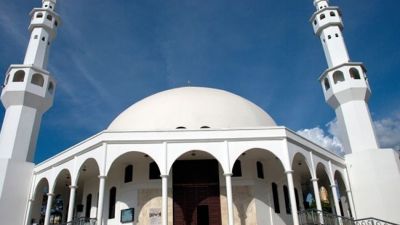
<box><xmin>298</xmin><ymin>209</ymin><xmax>399</xmax><ymax>225</ymax></box>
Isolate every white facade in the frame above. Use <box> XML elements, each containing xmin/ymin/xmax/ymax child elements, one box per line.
<box><xmin>0</xmin><ymin>0</ymin><xmax>399</xmax><ymax>225</ymax></box>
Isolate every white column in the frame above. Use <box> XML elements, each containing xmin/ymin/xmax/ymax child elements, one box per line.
<box><xmin>67</xmin><ymin>185</ymin><xmax>78</xmax><ymax>222</ymax></box>
<box><xmin>311</xmin><ymin>178</ymin><xmax>323</xmax><ymax>211</ymax></box>
<box><xmin>44</xmin><ymin>193</ymin><xmax>55</xmax><ymax>225</ymax></box>
<box><xmin>346</xmin><ymin>189</ymin><xmax>356</xmax><ymax>218</ymax></box>
<box><xmin>224</xmin><ymin>173</ymin><xmax>234</xmax><ymax>225</ymax></box>
<box><xmin>97</xmin><ymin>176</ymin><xmax>106</xmax><ymax>225</ymax></box>
<box><xmin>330</xmin><ymin>185</ymin><xmax>342</xmax><ymax>216</ymax></box>
<box><xmin>161</xmin><ymin>175</ymin><xmax>169</xmax><ymax>225</ymax></box>
<box><xmin>285</xmin><ymin>170</ymin><xmax>299</xmax><ymax>225</ymax></box>
<box><xmin>24</xmin><ymin>199</ymin><xmax>34</xmax><ymax>225</ymax></box>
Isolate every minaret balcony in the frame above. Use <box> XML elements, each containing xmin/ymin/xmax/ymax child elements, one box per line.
<box><xmin>319</xmin><ymin>63</ymin><xmax>371</xmax><ymax>109</ymax></box>
<box><xmin>310</xmin><ymin>7</ymin><xmax>343</xmax><ymax>35</ymax></box>
<box><xmin>1</xmin><ymin>64</ymin><xmax>55</xmax><ymax>110</ymax></box>
<box><xmin>29</xmin><ymin>8</ymin><xmax>61</xmax><ymax>38</ymax></box>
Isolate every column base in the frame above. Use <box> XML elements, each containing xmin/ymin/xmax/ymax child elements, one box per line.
<box><xmin>0</xmin><ymin>159</ymin><xmax>34</xmax><ymax>225</ymax></box>
<box><xmin>345</xmin><ymin>148</ymin><xmax>400</xmax><ymax>223</ymax></box>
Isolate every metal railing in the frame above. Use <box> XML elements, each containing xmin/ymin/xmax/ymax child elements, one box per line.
<box><xmin>56</xmin><ymin>217</ymin><xmax>96</xmax><ymax>225</ymax></box>
<box><xmin>298</xmin><ymin>209</ymin><xmax>398</xmax><ymax>225</ymax></box>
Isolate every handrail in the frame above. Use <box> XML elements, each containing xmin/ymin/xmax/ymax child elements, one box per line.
<box><xmin>55</xmin><ymin>217</ymin><xmax>97</xmax><ymax>225</ymax></box>
<box><xmin>298</xmin><ymin>209</ymin><xmax>399</xmax><ymax>225</ymax></box>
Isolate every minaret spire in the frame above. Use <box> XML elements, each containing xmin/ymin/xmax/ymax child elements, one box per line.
<box><xmin>310</xmin><ymin>0</ymin><xmax>378</xmax><ymax>154</ymax></box>
<box><xmin>0</xmin><ymin>1</ymin><xmax>61</xmax><ymax>223</ymax></box>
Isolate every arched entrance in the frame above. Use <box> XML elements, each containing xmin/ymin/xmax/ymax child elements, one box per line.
<box><xmin>171</xmin><ymin>150</ymin><xmax>223</xmax><ymax>225</ymax></box>
<box><xmin>50</xmin><ymin>169</ymin><xmax>72</xmax><ymax>224</ymax></box>
<box><xmin>292</xmin><ymin>153</ymin><xmax>313</xmax><ymax>210</ymax></box>
<box><xmin>30</xmin><ymin>178</ymin><xmax>49</xmax><ymax>225</ymax></box>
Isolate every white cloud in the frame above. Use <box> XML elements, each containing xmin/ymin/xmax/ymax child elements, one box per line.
<box><xmin>297</xmin><ymin>112</ymin><xmax>400</xmax><ymax>155</ymax></box>
<box><xmin>297</xmin><ymin>123</ymin><xmax>344</xmax><ymax>155</ymax></box>
<box><xmin>374</xmin><ymin>112</ymin><xmax>400</xmax><ymax>151</ymax></box>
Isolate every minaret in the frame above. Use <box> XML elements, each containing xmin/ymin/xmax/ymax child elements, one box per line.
<box><xmin>0</xmin><ymin>0</ymin><xmax>60</xmax><ymax>161</ymax></box>
<box><xmin>310</xmin><ymin>0</ymin><xmax>378</xmax><ymax>154</ymax></box>
<box><xmin>311</xmin><ymin>1</ymin><xmax>400</xmax><ymax>222</ymax></box>
<box><xmin>0</xmin><ymin>1</ymin><xmax>60</xmax><ymax>224</ymax></box>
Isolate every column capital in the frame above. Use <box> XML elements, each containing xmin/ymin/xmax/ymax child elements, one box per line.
<box><xmin>47</xmin><ymin>192</ymin><xmax>55</xmax><ymax>197</ymax></box>
<box><xmin>160</xmin><ymin>174</ymin><xmax>169</xmax><ymax>178</ymax></box>
<box><xmin>285</xmin><ymin>170</ymin><xmax>294</xmax><ymax>174</ymax></box>
<box><xmin>330</xmin><ymin>184</ymin><xmax>337</xmax><ymax>188</ymax></box>
<box><xmin>98</xmin><ymin>175</ymin><xmax>107</xmax><ymax>179</ymax></box>
<box><xmin>311</xmin><ymin>178</ymin><xmax>319</xmax><ymax>182</ymax></box>
<box><xmin>224</xmin><ymin>173</ymin><xmax>233</xmax><ymax>177</ymax></box>
<box><xmin>29</xmin><ymin>198</ymin><xmax>35</xmax><ymax>202</ymax></box>
<box><xmin>346</xmin><ymin>189</ymin><xmax>351</xmax><ymax>193</ymax></box>
<box><xmin>69</xmin><ymin>185</ymin><xmax>78</xmax><ymax>189</ymax></box>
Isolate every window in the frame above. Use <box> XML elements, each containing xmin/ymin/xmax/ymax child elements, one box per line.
<box><xmin>149</xmin><ymin>162</ymin><xmax>160</xmax><ymax>179</ymax></box>
<box><xmin>47</xmin><ymin>15</ymin><xmax>53</xmax><ymax>21</ymax></box>
<box><xmin>232</xmin><ymin>160</ymin><xmax>242</xmax><ymax>177</ymax></box>
<box><xmin>256</xmin><ymin>161</ymin><xmax>264</xmax><ymax>179</ymax></box>
<box><xmin>314</xmin><ymin>20</ymin><xmax>317</xmax><ymax>25</ymax></box>
<box><xmin>335</xmin><ymin>33</ymin><xmax>339</xmax><ymax>37</ymax></box>
<box><xmin>48</xmin><ymin>82</ymin><xmax>54</xmax><ymax>94</ymax></box>
<box><xmin>283</xmin><ymin>185</ymin><xmax>291</xmax><ymax>214</ymax></box>
<box><xmin>85</xmin><ymin>194</ymin><xmax>92</xmax><ymax>218</ymax></box>
<box><xmin>330</xmin><ymin>11</ymin><xmax>336</xmax><ymax>17</ymax></box>
<box><xmin>295</xmin><ymin>188</ymin><xmax>300</xmax><ymax>210</ymax></box>
<box><xmin>272</xmin><ymin>183</ymin><xmax>280</xmax><ymax>213</ymax></box>
<box><xmin>349</xmin><ymin>68</ymin><xmax>361</xmax><ymax>79</ymax></box>
<box><xmin>31</xmin><ymin>73</ymin><xmax>45</xmax><ymax>87</ymax></box>
<box><xmin>55</xmin><ymin>20</ymin><xmax>58</xmax><ymax>26</ymax></box>
<box><xmin>109</xmin><ymin>187</ymin><xmax>116</xmax><ymax>219</ymax></box>
<box><xmin>34</xmin><ymin>35</ymin><xmax>38</xmax><ymax>39</ymax></box>
<box><xmin>324</xmin><ymin>78</ymin><xmax>330</xmax><ymax>90</ymax></box>
<box><xmin>333</xmin><ymin>70</ymin><xmax>345</xmax><ymax>84</ymax></box>
<box><xmin>328</xmin><ymin>35</ymin><xmax>332</xmax><ymax>39</ymax></box>
<box><xmin>176</xmin><ymin>126</ymin><xmax>186</xmax><ymax>129</ymax></box>
<box><xmin>124</xmin><ymin>165</ymin><xmax>133</xmax><ymax>183</ymax></box>
<box><xmin>13</xmin><ymin>70</ymin><xmax>25</xmax><ymax>82</ymax></box>
<box><xmin>36</xmin><ymin>13</ymin><xmax>43</xmax><ymax>18</ymax></box>
<box><xmin>42</xmin><ymin>37</ymin><xmax>46</xmax><ymax>41</ymax></box>
<box><xmin>200</xmin><ymin>126</ymin><xmax>210</xmax><ymax>129</ymax></box>
<box><xmin>320</xmin><ymin>14</ymin><xmax>326</xmax><ymax>20</ymax></box>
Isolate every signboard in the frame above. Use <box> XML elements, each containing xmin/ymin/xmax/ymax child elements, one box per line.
<box><xmin>149</xmin><ymin>208</ymin><xmax>162</xmax><ymax>225</ymax></box>
<box><xmin>121</xmin><ymin>208</ymin><xmax>135</xmax><ymax>223</ymax></box>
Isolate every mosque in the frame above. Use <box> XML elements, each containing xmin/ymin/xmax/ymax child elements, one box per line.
<box><xmin>0</xmin><ymin>0</ymin><xmax>399</xmax><ymax>225</ymax></box>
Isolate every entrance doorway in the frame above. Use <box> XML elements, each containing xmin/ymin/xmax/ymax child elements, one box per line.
<box><xmin>173</xmin><ymin>160</ymin><xmax>222</xmax><ymax>225</ymax></box>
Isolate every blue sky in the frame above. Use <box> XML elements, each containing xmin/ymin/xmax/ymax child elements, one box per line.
<box><xmin>0</xmin><ymin>0</ymin><xmax>399</xmax><ymax>162</ymax></box>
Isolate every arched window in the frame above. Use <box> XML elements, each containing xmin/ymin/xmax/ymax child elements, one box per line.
<box><xmin>349</xmin><ymin>68</ymin><xmax>361</xmax><ymax>79</ymax></box>
<box><xmin>256</xmin><ymin>161</ymin><xmax>264</xmax><ymax>179</ymax></box>
<box><xmin>31</xmin><ymin>73</ymin><xmax>45</xmax><ymax>87</ymax></box>
<box><xmin>176</xmin><ymin>126</ymin><xmax>186</xmax><ymax>129</ymax></box>
<box><xmin>48</xmin><ymin>82</ymin><xmax>54</xmax><ymax>94</ymax></box>
<box><xmin>36</xmin><ymin>13</ymin><xmax>43</xmax><ymax>18</ymax></box>
<box><xmin>149</xmin><ymin>162</ymin><xmax>160</xmax><ymax>179</ymax></box>
<box><xmin>232</xmin><ymin>160</ymin><xmax>242</xmax><ymax>177</ymax></box>
<box><xmin>330</xmin><ymin>11</ymin><xmax>336</xmax><ymax>17</ymax></box>
<box><xmin>272</xmin><ymin>183</ymin><xmax>280</xmax><ymax>213</ymax></box>
<box><xmin>324</xmin><ymin>78</ymin><xmax>330</xmax><ymax>90</ymax></box>
<box><xmin>283</xmin><ymin>185</ymin><xmax>291</xmax><ymax>214</ymax></box>
<box><xmin>124</xmin><ymin>165</ymin><xmax>133</xmax><ymax>183</ymax></box>
<box><xmin>333</xmin><ymin>70</ymin><xmax>345</xmax><ymax>84</ymax></box>
<box><xmin>328</xmin><ymin>35</ymin><xmax>332</xmax><ymax>39</ymax></box>
<box><xmin>85</xmin><ymin>194</ymin><xmax>92</xmax><ymax>218</ymax></box>
<box><xmin>13</xmin><ymin>70</ymin><xmax>25</xmax><ymax>82</ymax></box>
<box><xmin>55</xmin><ymin>20</ymin><xmax>58</xmax><ymax>26</ymax></box>
<box><xmin>314</xmin><ymin>20</ymin><xmax>317</xmax><ymax>25</ymax></box>
<box><xmin>200</xmin><ymin>126</ymin><xmax>210</xmax><ymax>129</ymax></box>
<box><xmin>47</xmin><ymin>14</ymin><xmax>53</xmax><ymax>21</ymax></box>
<box><xmin>320</xmin><ymin>14</ymin><xmax>326</xmax><ymax>20</ymax></box>
<box><xmin>108</xmin><ymin>187</ymin><xmax>116</xmax><ymax>219</ymax></box>
<box><xmin>295</xmin><ymin>188</ymin><xmax>300</xmax><ymax>210</ymax></box>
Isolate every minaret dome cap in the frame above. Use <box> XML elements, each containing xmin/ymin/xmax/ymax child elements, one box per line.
<box><xmin>314</xmin><ymin>0</ymin><xmax>329</xmax><ymax>6</ymax></box>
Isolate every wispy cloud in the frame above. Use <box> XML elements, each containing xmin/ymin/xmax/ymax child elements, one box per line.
<box><xmin>297</xmin><ymin>111</ymin><xmax>400</xmax><ymax>155</ymax></box>
<box><xmin>0</xmin><ymin>2</ymin><xmax>28</xmax><ymax>47</ymax></box>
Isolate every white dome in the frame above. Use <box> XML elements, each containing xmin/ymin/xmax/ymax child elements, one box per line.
<box><xmin>108</xmin><ymin>87</ymin><xmax>276</xmax><ymax>131</ymax></box>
